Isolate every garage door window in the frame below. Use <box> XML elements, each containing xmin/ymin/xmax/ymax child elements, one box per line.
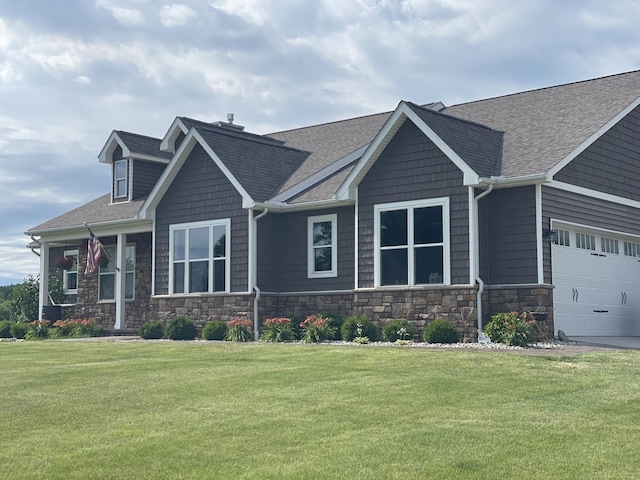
<box><xmin>601</xmin><ymin>238</ymin><xmax>619</xmax><ymax>254</ymax></box>
<box><xmin>553</xmin><ymin>229</ymin><xmax>570</xmax><ymax>247</ymax></box>
<box><xmin>624</xmin><ymin>241</ymin><xmax>640</xmax><ymax>257</ymax></box>
<box><xmin>576</xmin><ymin>233</ymin><xmax>595</xmax><ymax>250</ymax></box>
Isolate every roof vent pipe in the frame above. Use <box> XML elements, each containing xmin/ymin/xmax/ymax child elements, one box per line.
<box><xmin>227</xmin><ymin>113</ymin><xmax>234</xmax><ymax>124</ymax></box>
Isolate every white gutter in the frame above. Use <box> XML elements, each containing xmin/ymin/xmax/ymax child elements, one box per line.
<box><xmin>251</xmin><ymin>208</ymin><xmax>269</xmax><ymax>341</ymax></box>
<box><xmin>473</xmin><ymin>182</ymin><xmax>494</xmax><ymax>343</ymax></box>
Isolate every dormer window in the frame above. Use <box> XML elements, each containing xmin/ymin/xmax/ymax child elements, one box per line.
<box><xmin>114</xmin><ymin>159</ymin><xmax>129</xmax><ymax>200</ymax></box>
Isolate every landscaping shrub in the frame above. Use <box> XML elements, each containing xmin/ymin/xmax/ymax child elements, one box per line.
<box><xmin>26</xmin><ymin>319</ymin><xmax>51</xmax><ymax>339</ymax></box>
<box><xmin>382</xmin><ymin>318</ymin><xmax>414</xmax><ymax>342</ymax></box>
<box><xmin>260</xmin><ymin>317</ymin><xmax>295</xmax><ymax>342</ymax></box>
<box><xmin>423</xmin><ymin>318</ymin><xmax>460</xmax><ymax>344</ymax></box>
<box><xmin>202</xmin><ymin>320</ymin><xmax>228</xmax><ymax>341</ymax></box>
<box><xmin>49</xmin><ymin>319</ymin><xmax>104</xmax><ymax>338</ymax></box>
<box><xmin>300</xmin><ymin>314</ymin><xmax>335</xmax><ymax>343</ymax></box>
<box><xmin>320</xmin><ymin>312</ymin><xmax>343</xmax><ymax>340</ymax></box>
<box><xmin>341</xmin><ymin>315</ymin><xmax>378</xmax><ymax>342</ymax></box>
<box><xmin>139</xmin><ymin>321</ymin><xmax>164</xmax><ymax>340</ymax></box>
<box><xmin>166</xmin><ymin>316</ymin><xmax>197</xmax><ymax>340</ymax></box>
<box><xmin>484</xmin><ymin>311</ymin><xmax>534</xmax><ymax>347</ymax></box>
<box><xmin>0</xmin><ymin>320</ymin><xmax>12</xmax><ymax>338</ymax></box>
<box><xmin>225</xmin><ymin>318</ymin><xmax>253</xmax><ymax>342</ymax></box>
<box><xmin>10</xmin><ymin>322</ymin><xmax>27</xmax><ymax>339</ymax></box>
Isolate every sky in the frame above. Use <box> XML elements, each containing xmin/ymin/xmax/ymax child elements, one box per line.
<box><xmin>1</xmin><ymin>0</ymin><xmax>640</xmax><ymax>285</ymax></box>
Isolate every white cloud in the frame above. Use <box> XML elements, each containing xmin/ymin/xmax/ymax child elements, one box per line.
<box><xmin>95</xmin><ymin>0</ymin><xmax>145</xmax><ymax>25</ymax></box>
<box><xmin>209</xmin><ymin>0</ymin><xmax>270</xmax><ymax>26</ymax></box>
<box><xmin>159</xmin><ymin>3</ymin><xmax>196</xmax><ymax>27</ymax></box>
<box><xmin>74</xmin><ymin>75</ymin><xmax>91</xmax><ymax>84</ymax></box>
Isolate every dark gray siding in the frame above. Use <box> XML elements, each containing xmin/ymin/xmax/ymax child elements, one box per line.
<box><xmin>132</xmin><ymin>160</ymin><xmax>165</xmax><ymax>200</ymax></box>
<box><xmin>477</xmin><ymin>188</ymin><xmax>489</xmax><ymax>280</ymax></box>
<box><xmin>482</xmin><ymin>186</ymin><xmax>537</xmax><ymax>285</ymax></box>
<box><xmin>357</xmin><ymin>119</ymin><xmax>470</xmax><ymax>287</ymax></box>
<box><xmin>542</xmin><ymin>185</ymin><xmax>640</xmax><ymax>282</ymax></box>
<box><xmin>554</xmin><ymin>104</ymin><xmax>640</xmax><ymax>201</ymax></box>
<box><xmin>256</xmin><ymin>213</ymin><xmax>278</xmax><ymax>292</ymax></box>
<box><xmin>154</xmin><ymin>144</ymin><xmax>248</xmax><ymax>294</ymax></box>
<box><xmin>276</xmin><ymin>207</ymin><xmax>355</xmax><ymax>292</ymax></box>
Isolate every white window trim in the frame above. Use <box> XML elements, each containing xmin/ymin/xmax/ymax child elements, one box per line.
<box><xmin>169</xmin><ymin>219</ymin><xmax>231</xmax><ymax>295</ymax></box>
<box><xmin>373</xmin><ymin>197</ymin><xmax>450</xmax><ymax>287</ymax></box>
<box><xmin>98</xmin><ymin>244</ymin><xmax>135</xmax><ymax>301</ymax></box>
<box><xmin>63</xmin><ymin>249</ymin><xmax>78</xmax><ymax>294</ymax></box>
<box><xmin>307</xmin><ymin>214</ymin><xmax>338</xmax><ymax>278</ymax></box>
<box><xmin>114</xmin><ymin>159</ymin><xmax>129</xmax><ymax>200</ymax></box>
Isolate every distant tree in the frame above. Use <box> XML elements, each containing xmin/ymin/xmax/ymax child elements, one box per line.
<box><xmin>9</xmin><ymin>275</ymin><xmax>40</xmax><ymax>321</ymax></box>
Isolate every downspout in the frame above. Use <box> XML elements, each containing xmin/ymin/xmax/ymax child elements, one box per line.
<box><xmin>252</xmin><ymin>208</ymin><xmax>269</xmax><ymax>341</ymax></box>
<box><xmin>474</xmin><ymin>183</ymin><xmax>494</xmax><ymax>343</ymax></box>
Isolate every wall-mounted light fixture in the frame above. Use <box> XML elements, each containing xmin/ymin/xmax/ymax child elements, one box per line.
<box><xmin>542</xmin><ymin>228</ymin><xmax>557</xmax><ymax>243</ymax></box>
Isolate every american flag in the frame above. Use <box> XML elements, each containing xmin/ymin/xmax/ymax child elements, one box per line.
<box><xmin>85</xmin><ymin>232</ymin><xmax>104</xmax><ymax>274</ymax></box>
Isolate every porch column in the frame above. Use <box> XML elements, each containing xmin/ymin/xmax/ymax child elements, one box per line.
<box><xmin>38</xmin><ymin>240</ymin><xmax>49</xmax><ymax>319</ymax></box>
<box><xmin>114</xmin><ymin>234</ymin><xmax>126</xmax><ymax>329</ymax></box>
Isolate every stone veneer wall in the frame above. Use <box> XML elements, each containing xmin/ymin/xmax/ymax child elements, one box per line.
<box><xmin>70</xmin><ymin>233</ymin><xmax>153</xmax><ymax>330</ymax></box>
<box><xmin>148</xmin><ymin>294</ymin><xmax>254</xmax><ymax>328</ymax></box>
<box><xmin>484</xmin><ymin>285</ymin><xmax>555</xmax><ymax>340</ymax></box>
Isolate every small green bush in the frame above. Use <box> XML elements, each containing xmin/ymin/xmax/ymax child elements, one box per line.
<box><xmin>166</xmin><ymin>317</ymin><xmax>197</xmax><ymax>340</ymax></box>
<box><xmin>341</xmin><ymin>315</ymin><xmax>378</xmax><ymax>342</ymax></box>
<box><xmin>423</xmin><ymin>318</ymin><xmax>460</xmax><ymax>344</ymax></box>
<box><xmin>202</xmin><ymin>320</ymin><xmax>228</xmax><ymax>341</ymax></box>
<box><xmin>0</xmin><ymin>320</ymin><xmax>12</xmax><ymax>338</ymax></box>
<box><xmin>10</xmin><ymin>322</ymin><xmax>28</xmax><ymax>340</ymax></box>
<box><xmin>225</xmin><ymin>318</ymin><xmax>253</xmax><ymax>342</ymax></box>
<box><xmin>139</xmin><ymin>321</ymin><xmax>164</xmax><ymax>340</ymax></box>
<box><xmin>484</xmin><ymin>311</ymin><xmax>533</xmax><ymax>347</ymax></box>
<box><xmin>320</xmin><ymin>312</ymin><xmax>343</xmax><ymax>340</ymax></box>
<box><xmin>382</xmin><ymin>318</ymin><xmax>414</xmax><ymax>342</ymax></box>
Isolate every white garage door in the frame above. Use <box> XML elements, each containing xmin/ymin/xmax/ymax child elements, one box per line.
<box><xmin>552</xmin><ymin>223</ymin><xmax>640</xmax><ymax>336</ymax></box>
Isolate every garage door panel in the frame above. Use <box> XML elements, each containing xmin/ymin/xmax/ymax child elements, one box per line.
<box><xmin>552</xmin><ymin>224</ymin><xmax>640</xmax><ymax>337</ymax></box>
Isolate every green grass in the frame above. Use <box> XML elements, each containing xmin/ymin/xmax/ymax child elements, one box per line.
<box><xmin>1</xmin><ymin>342</ymin><xmax>640</xmax><ymax>479</ymax></box>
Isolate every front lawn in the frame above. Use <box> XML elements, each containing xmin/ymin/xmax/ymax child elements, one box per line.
<box><xmin>1</xmin><ymin>341</ymin><xmax>639</xmax><ymax>479</ymax></box>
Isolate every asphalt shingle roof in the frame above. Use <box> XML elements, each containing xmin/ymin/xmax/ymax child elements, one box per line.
<box><xmin>115</xmin><ymin>131</ymin><xmax>173</xmax><ymax>160</ymax></box>
<box><xmin>406</xmin><ymin>102</ymin><xmax>503</xmax><ymax>178</ymax></box>
<box><xmin>443</xmin><ymin>70</ymin><xmax>640</xmax><ymax>177</ymax></box>
<box><xmin>27</xmin><ymin>194</ymin><xmax>146</xmax><ymax>234</ymax></box>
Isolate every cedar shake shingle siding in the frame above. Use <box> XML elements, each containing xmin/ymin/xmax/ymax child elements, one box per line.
<box><xmin>256</xmin><ymin>214</ymin><xmax>278</xmax><ymax>292</ymax></box>
<box><xmin>554</xmin><ymin>104</ymin><xmax>640</xmax><ymax>201</ymax></box>
<box><xmin>154</xmin><ymin>144</ymin><xmax>248</xmax><ymax>294</ymax></box>
<box><xmin>357</xmin><ymin>119</ymin><xmax>470</xmax><ymax>288</ymax></box>
<box><xmin>132</xmin><ymin>160</ymin><xmax>166</xmax><ymax>199</ymax></box>
<box><xmin>484</xmin><ymin>186</ymin><xmax>537</xmax><ymax>285</ymax></box>
<box><xmin>276</xmin><ymin>207</ymin><xmax>355</xmax><ymax>293</ymax></box>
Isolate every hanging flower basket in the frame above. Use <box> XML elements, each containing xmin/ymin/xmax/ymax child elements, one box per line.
<box><xmin>52</xmin><ymin>255</ymin><xmax>76</xmax><ymax>271</ymax></box>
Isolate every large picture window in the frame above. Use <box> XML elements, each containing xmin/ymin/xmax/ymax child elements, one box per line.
<box><xmin>99</xmin><ymin>245</ymin><xmax>135</xmax><ymax>301</ymax></box>
<box><xmin>170</xmin><ymin>219</ymin><xmax>230</xmax><ymax>294</ymax></box>
<box><xmin>308</xmin><ymin>214</ymin><xmax>337</xmax><ymax>278</ymax></box>
<box><xmin>374</xmin><ymin>198</ymin><xmax>449</xmax><ymax>287</ymax></box>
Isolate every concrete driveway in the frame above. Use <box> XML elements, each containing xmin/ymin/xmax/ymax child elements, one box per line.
<box><xmin>569</xmin><ymin>336</ymin><xmax>640</xmax><ymax>350</ymax></box>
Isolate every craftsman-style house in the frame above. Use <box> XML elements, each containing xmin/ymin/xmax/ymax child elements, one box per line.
<box><xmin>27</xmin><ymin>71</ymin><xmax>640</xmax><ymax>341</ymax></box>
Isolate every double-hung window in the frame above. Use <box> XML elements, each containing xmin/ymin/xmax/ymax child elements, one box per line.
<box><xmin>308</xmin><ymin>214</ymin><xmax>337</xmax><ymax>278</ymax></box>
<box><xmin>374</xmin><ymin>198</ymin><xmax>449</xmax><ymax>286</ymax></box>
<box><xmin>98</xmin><ymin>245</ymin><xmax>135</xmax><ymax>301</ymax></box>
<box><xmin>63</xmin><ymin>249</ymin><xmax>78</xmax><ymax>294</ymax></box>
<box><xmin>114</xmin><ymin>159</ymin><xmax>128</xmax><ymax>199</ymax></box>
<box><xmin>170</xmin><ymin>219</ymin><xmax>230</xmax><ymax>294</ymax></box>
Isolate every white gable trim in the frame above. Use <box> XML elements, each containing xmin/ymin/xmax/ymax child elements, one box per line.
<box><xmin>160</xmin><ymin>117</ymin><xmax>189</xmax><ymax>152</ymax></box>
<box><xmin>548</xmin><ymin>96</ymin><xmax>640</xmax><ymax>178</ymax></box>
<box><xmin>98</xmin><ymin>131</ymin><xmax>128</xmax><ymax>164</ymax></box>
<box><xmin>138</xmin><ymin>128</ymin><xmax>254</xmax><ymax>220</ymax></box>
<box><xmin>546</xmin><ymin>180</ymin><xmax>640</xmax><ymax>209</ymax></box>
<box><xmin>336</xmin><ymin>102</ymin><xmax>479</xmax><ymax>200</ymax></box>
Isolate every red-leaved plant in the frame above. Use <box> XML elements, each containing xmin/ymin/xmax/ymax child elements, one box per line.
<box><xmin>225</xmin><ymin>318</ymin><xmax>253</xmax><ymax>342</ymax></box>
<box><xmin>261</xmin><ymin>317</ymin><xmax>295</xmax><ymax>342</ymax></box>
<box><xmin>300</xmin><ymin>314</ymin><xmax>335</xmax><ymax>343</ymax></box>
